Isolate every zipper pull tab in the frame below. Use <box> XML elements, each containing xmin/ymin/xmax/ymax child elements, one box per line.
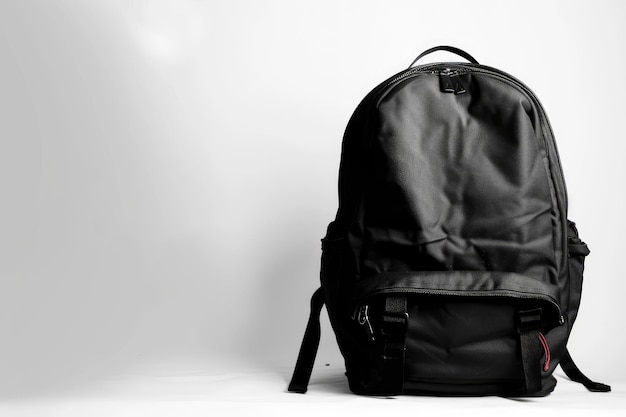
<box><xmin>439</xmin><ymin>68</ymin><xmax>455</xmax><ymax>93</ymax></box>
<box><xmin>450</xmin><ymin>73</ymin><xmax>466</xmax><ymax>95</ymax></box>
<box><xmin>439</xmin><ymin>68</ymin><xmax>466</xmax><ymax>95</ymax></box>
<box><xmin>357</xmin><ymin>305</ymin><xmax>375</xmax><ymax>342</ymax></box>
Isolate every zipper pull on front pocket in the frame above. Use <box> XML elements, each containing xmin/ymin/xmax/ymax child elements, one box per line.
<box><xmin>357</xmin><ymin>304</ymin><xmax>375</xmax><ymax>342</ymax></box>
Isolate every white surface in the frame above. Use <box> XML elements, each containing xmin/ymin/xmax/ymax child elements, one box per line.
<box><xmin>1</xmin><ymin>0</ymin><xmax>625</xmax><ymax>411</ymax></box>
<box><xmin>1</xmin><ymin>363</ymin><xmax>624</xmax><ymax>417</ymax></box>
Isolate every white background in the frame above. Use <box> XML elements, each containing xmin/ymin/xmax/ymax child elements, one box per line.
<box><xmin>1</xmin><ymin>0</ymin><xmax>625</xmax><ymax>415</ymax></box>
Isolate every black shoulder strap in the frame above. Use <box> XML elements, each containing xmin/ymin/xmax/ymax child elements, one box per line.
<box><xmin>560</xmin><ymin>348</ymin><xmax>611</xmax><ymax>392</ymax></box>
<box><xmin>288</xmin><ymin>287</ymin><xmax>325</xmax><ymax>393</ymax></box>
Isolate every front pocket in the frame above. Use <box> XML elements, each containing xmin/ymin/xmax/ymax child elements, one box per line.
<box><xmin>354</xmin><ymin>271</ymin><xmax>561</xmax><ymax>317</ymax></box>
<box><xmin>403</xmin><ymin>297</ymin><xmax>531</xmax><ymax>394</ymax></box>
<box><xmin>350</xmin><ymin>271</ymin><xmax>561</xmax><ymax>396</ymax></box>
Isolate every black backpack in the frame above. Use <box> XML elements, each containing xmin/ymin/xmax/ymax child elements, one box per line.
<box><xmin>288</xmin><ymin>46</ymin><xmax>610</xmax><ymax>397</ymax></box>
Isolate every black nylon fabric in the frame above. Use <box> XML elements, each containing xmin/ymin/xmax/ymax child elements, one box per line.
<box><xmin>358</xmin><ymin>72</ymin><xmax>558</xmax><ymax>287</ymax></box>
<box><xmin>404</xmin><ymin>298</ymin><xmax>521</xmax><ymax>392</ymax></box>
<box><xmin>331</xmin><ymin>64</ymin><xmax>570</xmax><ymax>396</ymax></box>
<box><xmin>290</xmin><ymin>49</ymin><xmax>606</xmax><ymax>397</ymax></box>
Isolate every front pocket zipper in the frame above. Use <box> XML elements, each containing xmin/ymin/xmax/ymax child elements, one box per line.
<box><xmin>353</xmin><ymin>271</ymin><xmax>562</xmax><ymax>325</ymax></box>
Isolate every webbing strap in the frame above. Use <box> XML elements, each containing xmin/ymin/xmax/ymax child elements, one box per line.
<box><xmin>519</xmin><ymin>331</ymin><xmax>543</xmax><ymax>394</ymax></box>
<box><xmin>288</xmin><ymin>287</ymin><xmax>325</xmax><ymax>393</ymax></box>
<box><xmin>380</xmin><ymin>296</ymin><xmax>408</xmax><ymax>394</ymax></box>
<box><xmin>560</xmin><ymin>348</ymin><xmax>611</xmax><ymax>392</ymax></box>
<box><xmin>517</xmin><ymin>309</ymin><xmax>543</xmax><ymax>394</ymax></box>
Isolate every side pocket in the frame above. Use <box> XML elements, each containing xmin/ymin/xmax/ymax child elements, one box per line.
<box><xmin>567</xmin><ymin>220</ymin><xmax>590</xmax><ymax>329</ymax></box>
<box><xmin>320</xmin><ymin>223</ymin><xmax>346</xmax><ymax>324</ymax></box>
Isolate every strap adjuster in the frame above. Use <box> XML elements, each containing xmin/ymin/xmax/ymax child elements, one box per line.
<box><xmin>381</xmin><ymin>312</ymin><xmax>409</xmax><ymax>337</ymax></box>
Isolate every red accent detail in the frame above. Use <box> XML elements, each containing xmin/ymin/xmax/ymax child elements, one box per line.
<box><xmin>537</xmin><ymin>332</ymin><xmax>551</xmax><ymax>372</ymax></box>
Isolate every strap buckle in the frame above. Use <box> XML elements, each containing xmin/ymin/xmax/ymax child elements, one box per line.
<box><xmin>381</xmin><ymin>297</ymin><xmax>409</xmax><ymax>363</ymax></box>
<box><xmin>380</xmin><ymin>312</ymin><xmax>409</xmax><ymax>337</ymax></box>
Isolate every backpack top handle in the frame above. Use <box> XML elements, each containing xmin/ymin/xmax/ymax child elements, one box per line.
<box><xmin>408</xmin><ymin>45</ymin><xmax>479</xmax><ymax>68</ymax></box>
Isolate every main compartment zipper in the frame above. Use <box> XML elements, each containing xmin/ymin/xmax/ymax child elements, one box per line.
<box><xmin>439</xmin><ymin>68</ymin><xmax>466</xmax><ymax>94</ymax></box>
<box><xmin>353</xmin><ymin>287</ymin><xmax>562</xmax><ymax>319</ymax></box>
<box><xmin>351</xmin><ymin>62</ymin><xmax>567</xmax><ymax>217</ymax></box>
<box><xmin>369</xmin><ymin>62</ymin><xmax>567</xmax><ymax>211</ymax></box>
